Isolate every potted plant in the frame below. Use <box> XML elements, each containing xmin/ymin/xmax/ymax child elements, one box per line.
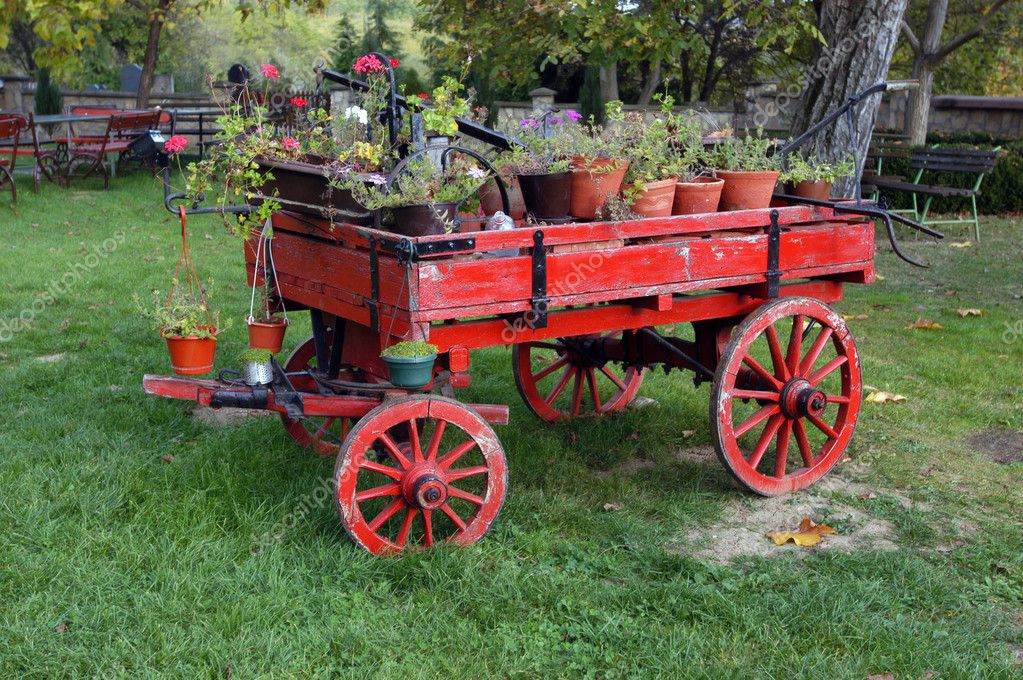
<box><xmin>247</xmin><ymin>280</ymin><xmax>288</xmax><ymax>353</ymax></box>
<box><xmin>239</xmin><ymin>348</ymin><xmax>274</xmax><ymax>386</ymax></box>
<box><xmin>381</xmin><ymin>340</ymin><xmax>438</xmax><ymax>389</ymax></box>
<box><xmin>780</xmin><ymin>155</ymin><xmax>854</xmax><ymax>201</ymax></box>
<box><xmin>660</xmin><ymin>99</ymin><xmax>724</xmax><ymax>215</ymax></box>
<box><xmin>136</xmin><ymin>283</ymin><xmax>221</xmax><ymax>376</ymax></box>
<box><xmin>621</xmin><ymin>105</ymin><xmax>681</xmax><ymax>218</ymax></box>
<box><xmin>563</xmin><ymin>104</ymin><xmax>630</xmax><ymax>220</ymax></box>
<box><xmin>708</xmin><ymin>130</ymin><xmax>781</xmax><ymax>211</ymax></box>
<box><xmin>506</xmin><ymin>117</ymin><xmax>573</xmax><ymax>223</ymax></box>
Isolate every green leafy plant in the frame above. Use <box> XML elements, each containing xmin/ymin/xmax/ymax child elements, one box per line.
<box><xmin>381</xmin><ymin>340</ymin><xmax>439</xmax><ymax>359</ymax></box>
<box><xmin>709</xmin><ymin>129</ymin><xmax>781</xmax><ymax>172</ymax></box>
<box><xmin>135</xmin><ymin>281</ymin><xmax>221</xmax><ymax>340</ymax></box>
<box><xmin>780</xmin><ymin>155</ymin><xmax>855</xmax><ymax>184</ymax></box>
<box><xmin>239</xmin><ymin>348</ymin><xmax>273</xmax><ymax>364</ymax></box>
<box><xmin>350</xmin><ymin>156</ymin><xmax>489</xmax><ymax>211</ymax></box>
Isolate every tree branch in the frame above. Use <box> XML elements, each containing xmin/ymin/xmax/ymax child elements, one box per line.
<box><xmin>900</xmin><ymin>20</ymin><xmax>920</xmax><ymax>54</ymax></box>
<box><xmin>936</xmin><ymin>0</ymin><xmax>1012</xmax><ymax>61</ymax></box>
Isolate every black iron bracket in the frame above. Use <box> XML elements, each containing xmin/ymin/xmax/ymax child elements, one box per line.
<box><xmin>270</xmin><ymin>357</ymin><xmax>305</xmax><ymax>420</ymax></box>
<box><xmin>636</xmin><ymin>328</ymin><xmax>716</xmax><ymax>381</ymax></box>
<box><xmin>368</xmin><ymin>237</ymin><xmax>380</xmax><ymax>332</ymax></box>
<box><xmin>530</xmin><ymin>230</ymin><xmax>549</xmax><ymax>329</ymax></box>
<box><xmin>766</xmin><ymin>209</ymin><xmax>781</xmax><ymax>298</ymax></box>
<box><xmin>385</xmin><ymin>236</ymin><xmax>477</xmax><ymax>261</ymax></box>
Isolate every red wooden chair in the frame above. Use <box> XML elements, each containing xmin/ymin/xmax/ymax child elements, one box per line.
<box><xmin>0</xmin><ymin>113</ymin><xmax>26</xmax><ymax>202</ymax></box>
<box><xmin>66</xmin><ymin>110</ymin><xmax>161</xmax><ymax>188</ymax></box>
<box><xmin>0</xmin><ymin>112</ymin><xmax>65</xmax><ymax>192</ymax></box>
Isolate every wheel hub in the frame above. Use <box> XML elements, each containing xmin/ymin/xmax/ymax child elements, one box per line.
<box><xmin>780</xmin><ymin>378</ymin><xmax>827</xmax><ymax>419</ymax></box>
<box><xmin>402</xmin><ymin>466</ymin><xmax>448</xmax><ymax>510</ymax></box>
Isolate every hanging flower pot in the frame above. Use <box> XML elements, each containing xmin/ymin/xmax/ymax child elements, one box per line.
<box><xmin>247</xmin><ymin>222</ymin><xmax>290</xmax><ymax>353</ymax></box>
<box><xmin>391</xmin><ymin>202</ymin><xmax>458</xmax><ymax>237</ymax></box>
<box><xmin>630</xmin><ymin>177</ymin><xmax>678</xmax><ymax>218</ymax></box>
<box><xmin>517</xmin><ymin>171</ymin><xmax>572</xmax><ymax>222</ymax></box>
<box><xmin>380</xmin><ymin>341</ymin><xmax>438</xmax><ymax>389</ymax></box>
<box><xmin>673</xmin><ymin>176</ymin><xmax>725</xmax><ymax>215</ymax></box>
<box><xmin>570</xmin><ymin>157</ymin><xmax>629</xmax><ymax>220</ymax></box>
<box><xmin>164</xmin><ymin>329</ymin><xmax>219</xmax><ymax>376</ymax></box>
<box><xmin>716</xmin><ymin>170</ymin><xmax>781</xmax><ymax>211</ymax></box>
<box><xmin>247</xmin><ymin>318</ymin><xmax>288</xmax><ymax>353</ymax></box>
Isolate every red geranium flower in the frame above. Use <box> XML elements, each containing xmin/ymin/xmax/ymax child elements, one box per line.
<box><xmin>353</xmin><ymin>54</ymin><xmax>385</xmax><ymax>75</ymax></box>
<box><xmin>417</xmin><ymin>93</ymin><xmax>429</xmax><ymax>100</ymax></box>
<box><xmin>290</xmin><ymin>97</ymin><xmax>307</xmax><ymax>107</ymax></box>
<box><xmin>260</xmin><ymin>63</ymin><xmax>280</xmax><ymax>79</ymax></box>
<box><xmin>282</xmin><ymin>136</ymin><xmax>300</xmax><ymax>151</ymax></box>
<box><xmin>389</xmin><ymin>58</ymin><xmax>400</xmax><ymax>68</ymax></box>
<box><xmin>164</xmin><ymin>135</ymin><xmax>188</xmax><ymax>153</ymax></box>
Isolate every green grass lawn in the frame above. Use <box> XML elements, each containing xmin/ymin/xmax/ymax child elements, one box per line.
<box><xmin>1</xmin><ymin>174</ymin><xmax>1021</xmax><ymax>678</ymax></box>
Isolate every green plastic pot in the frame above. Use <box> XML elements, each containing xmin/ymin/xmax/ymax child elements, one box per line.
<box><xmin>383</xmin><ymin>353</ymin><xmax>437</xmax><ymax>389</ymax></box>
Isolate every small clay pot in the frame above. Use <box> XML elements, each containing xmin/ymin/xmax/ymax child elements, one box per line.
<box><xmin>630</xmin><ymin>177</ymin><xmax>678</xmax><ymax>218</ymax></box>
<box><xmin>391</xmin><ymin>203</ymin><xmax>458</xmax><ymax>237</ymax></box>
<box><xmin>247</xmin><ymin>318</ymin><xmax>288</xmax><ymax>353</ymax></box>
<box><xmin>673</xmin><ymin>176</ymin><xmax>725</xmax><ymax>215</ymax></box>
<box><xmin>517</xmin><ymin>171</ymin><xmax>572</xmax><ymax>222</ymax></box>
<box><xmin>717</xmin><ymin>170</ymin><xmax>781</xmax><ymax>211</ymax></box>
<box><xmin>789</xmin><ymin>180</ymin><xmax>832</xmax><ymax>201</ymax></box>
<box><xmin>480</xmin><ymin>174</ymin><xmax>526</xmax><ymax>220</ymax></box>
<box><xmin>569</xmin><ymin>157</ymin><xmax>629</xmax><ymax>220</ymax></box>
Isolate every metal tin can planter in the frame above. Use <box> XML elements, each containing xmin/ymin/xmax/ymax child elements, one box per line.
<box><xmin>242</xmin><ymin>359</ymin><xmax>274</xmax><ymax>386</ymax></box>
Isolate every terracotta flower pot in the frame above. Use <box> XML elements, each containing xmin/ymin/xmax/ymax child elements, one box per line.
<box><xmin>789</xmin><ymin>180</ymin><xmax>832</xmax><ymax>201</ymax></box>
<box><xmin>517</xmin><ymin>171</ymin><xmax>572</xmax><ymax>222</ymax></box>
<box><xmin>164</xmin><ymin>327</ymin><xmax>218</xmax><ymax>376</ymax></box>
<box><xmin>630</xmin><ymin>177</ymin><xmax>678</xmax><ymax>218</ymax></box>
<box><xmin>673</xmin><ymin>176</ymin><xmax>725</xmax><ymax>215</ymax></box>
<box><xmin>716</xmin><ymin>170</ymin><xmax>781</xmax><ymax>211</ymax></box>
<box><xmin>480</xmin><ymin>175</ymin><xmax>526</xmax><ymax>220</ymax></box>
<box><xmin>569</xmin><ymin>157</ymin><xmax>629</xmax><ymax>220</ymax></box>
<box><xmin>247</xmin><ymin>318</ymin><xmax>288</xmax><ymax>353</ymax></box>
<box><xmin>391</xmin><ymin>203</ymin><xmax>458</xmax><ymax>237</ymax></box>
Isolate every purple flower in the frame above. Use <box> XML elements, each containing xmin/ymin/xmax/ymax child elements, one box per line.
<box><xmin>519</xmin><ymin>117</ymin><xmax>539</xmax><ymax>130</ymax></box>
<box><xmin>549</xmin><ymin>116</ymin><xmax>562</xmax><ymax>124</ymax></box>
<box><xmin>565</xmin><ymin>109</ymin><xmax>583</xmax><ymax>122</ymax></box>
<box><xmin>366</xmin><ymin>174</ymin><xmax>387</xmax><ymax>186</ymax></box>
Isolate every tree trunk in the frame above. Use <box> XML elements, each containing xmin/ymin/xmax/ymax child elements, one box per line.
<box><xmin>135</xmin><ymin>0</ymin><xmax>172</xmax><ymax>109</ymax></box>
<box><xmin>905</xmin><ymin>0</ymin><xmax>947</xmax><ymax>145</ymax></box>
<box><xmin>790</xmin><ymin>0</ymin><xmax>910</xmax><ymax>198</ymax></box>
<box><xmin>680</xmin><ymin>52</ymin><xmax>694</xmax><ymax>103</ymax></box>
<box><xmin>637</xmin><ymin>61</ymin><xmax>662</xmax><ymax>105</ymax></box>
<box><xmin>598</xmin><ymin>62</ymin><xmax>619</xmax><ymax>103</ymax></box>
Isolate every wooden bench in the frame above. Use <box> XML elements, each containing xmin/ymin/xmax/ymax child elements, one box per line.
<box><xmin>67</xmin><ymin>110</ymin><xmax>162</xmax><ymax>188</ymax></box>
<box><xmin>862</xmin><ymin>145</ymin><xmax>1000</xmax><ymax>241</ymax></box>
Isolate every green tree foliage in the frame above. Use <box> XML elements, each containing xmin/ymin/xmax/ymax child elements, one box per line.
<box><xmin>33</xmin><ymin>67</ymin><xmax>63</xmax><ymax>114</ymax></box>
<box><xmin>358</xmin><ymin>0</ymin><xmax>402</xmax><ymax>59</ymax></box>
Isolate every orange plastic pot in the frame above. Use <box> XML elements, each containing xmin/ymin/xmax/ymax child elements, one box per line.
<box><xmin>569</xmin><ymin>157</ymin><xmax>629</xmax><ymax>220</ymax></box>
<box><xmin>247</xmin><ymin>319</ymin><xmax>289</xmax><ymax>353</ymax></box>
<box><xmin>789</xmin><ymin>180</ymin><xmax>832</xmax><ymax>201</ymax></box>
<box><xmin>717</xmin><ymin>170</ymin><xmax>781</xmax><ymax>211</ymax></box>
<box><xmin>630</xmin><ymin>177</ymin><xmax>678</xmax><ymax>218</ymax></box>
<box><xmin>164</xmin><ymin>327</ymin><xmax>218</xmax><ymax>376</ymax></box>
<box><xmin>673</xmin><ymin>176</ymin><xmax>725</xmax><ymax>215</ymax></box>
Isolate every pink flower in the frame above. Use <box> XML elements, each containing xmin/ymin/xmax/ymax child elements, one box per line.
<box><xmin>260</xmin><ymin>63</ymin><xmax>280</xmax><ymax>79</ymax></box>
<box><xmin>417</xmin><ymin>93</ymin><xmax>429</xmax><ymax>100</ymax></box>
<box><xmin>282</xmin><ymin>136</ymin><xmax>300</xmax><ymax>151</ymax></box>
<box><xmin>565</xmin><ymin>109</ymin><xmax>583</xmax><ymax>122</ymax></box>
<box><xmin>290</xmin><ymin>97</ymin><xmax>307</xmax><ymax>107</ymax></box>
<box><xmin>164</xmin><ymin>136</ymin><xmax>188</xmax><ymax>153</ymax></box>
<box><xmin>353</xmin><ymin>54</ymin><xmax>385</xmax><ymax>75</ymax></box>
<box><xmin>389</xmin><ymin>58</ymin><xmax>400</xmax><ymax>68</ymax></box>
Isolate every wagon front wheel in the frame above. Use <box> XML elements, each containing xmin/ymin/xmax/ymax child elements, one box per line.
<box><xmin>335</xmin><ymin>395</ymin><xmax>508</xmax><ymax>554</ymax></box>
<box><xmin>710</xmin><ymin>297</ymin><xmax>862</xmax><ymax>496</ymax></box>
<box><xmin>512</xmin><ymin>332</ymin><xmax>645</xmax><ymax>421</ymax></box>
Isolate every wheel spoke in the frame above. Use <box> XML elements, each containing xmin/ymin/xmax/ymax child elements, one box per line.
<box><xmin>358</xmin><ymin>459</ymin><xmax>403</xmax><ymax>480</ymax></box>
<box><xmin>378</xmin><ymin>433</ymin><xmax>413</xmax><ymax>469</ymax></box>
<box><xmin>798</xmin><ymin>327</ymin><xmax>834</xmax><ymax>377</ymax></box>
<box><xmin>586</xmin><ymin>368</ymin><xmax>603</xmax><ymax>413</ymax></box>
<box><xmin>407</xmin><ymin>419</ymin><xmax>423</xmax><ymax>463</ymax></box>
<box><xmin>765</xmin><ymin>325</ymin><xmax>790</xmax><ymax>380</ymax></box>
<box><xmin>826</xmin><ymin>394</ymin><xmax>851</xmax><ymax>404</ymax></box>
<box><xmin>570</xmin><ymin>369</ymin><xmax>585</xmax><ymax>416</ymax></box>
<box><xmin>533</xmin><ymin>356</ymin><xmax>569</xmax><ymax>381</ymax></box>
<box><xmin>367</xmin><ymin>497</ymin><xmax>405</xmax><ymax>531</ymax></box>
<box><xmin>422</xmin><ymin>510</ymin><xmax>434</xmax><ymax>547</ymax></box>
<box><xmin>785</xmin><ymin>314</ymin><xmax>804</xmax><ymax>374</ymax></box>
<box><xmin>748</xmin><ymin>414</ymin><xmax>784</xmax><ymax>470</ymax></box>
<box><xmin>599</xmin><ymin>365</ymin><xmax>628</xmax><ymax>391</ymax></box>
<box><xmin>807</xmin><ymin>413</ymin><xmax>839</xmax><ymax>440</ymax></box>
<box><xmin>356</xmin><ymin>482</ymin><xmax>400</xmax><ymax>502</ymax></box>
<box><xmin>731</xmin><ymin>389</ymin><xmax>780</xmax><ymax>402</ymax></box>
<box><xmin>808</xmin><ymin>355</ymin><xmax>848</xmax><ymax>386</ymax></box>
<box><xmin>545</xmin><ymin>366</ymin><xmax>574</xmax><ymax>404</ymax></box>
<box><xmin>425</xmin><ymin>420</ymin><xmax>447</xmax><ymax>462</ymax></box>
<box><xmin>794</xmin><ymin>419</ymin><xmax>814</xmax><ymax>467</ymax></box>
<box><xmin>774</xmin><ymin>421</ymin><xmax>792</xmax><ymax>478</ymax></box>
<box><xmin>445</xmin><ymin>465</ymin><xmax>488</xmax><ymax>482</ymax></box>
<box><xmin>396</xmin><ymin>507</ymin><xmax>419</xmax><ymax>547</ymax></box>
<box><xmin>735</xmin><ymin>403</ymin><xmax>781</xmax><ymax>438</ymax></box>
<box><xmin>447</xmin><ymin>485</ymin><xmax>484</xmax><ymax>506</ymax></box>
<box><xmin>314</xmin><ymin>417</ymin><xmax>336</xmax><ymax>438</ymax></box>
<box><xmin>742</xmin><ymin>354</ymin><xmax>783</xmax><ymax>391</ymax></box>
<box><xmin>529</xmin><ymin>341</ymin><xmax>563</xmax><ymax>352</ymax></box>
<box><xmin>437</xmin><ymin>440</ymin><xmax>477</xmax><ymax>471</ymax></box>
<box><xmin>440</xmin><ymin>503</ymin><xmax>467</xmax><ymax>532</ymax></box>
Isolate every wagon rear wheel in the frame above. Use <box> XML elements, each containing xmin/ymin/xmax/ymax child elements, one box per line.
<box><xmin>335</xmin><ymin>395</ymin><xmax>507</xmax><ymax>554</ymax></box>
<box><xmin>710</xmin><ymin>297</ymin><xmax>862</xmax><ymax>496</ymax></box>
<box><xmin>512</xmin><ymin>332</ymin><xmax>645</xmax><ymax>421</ymax></box>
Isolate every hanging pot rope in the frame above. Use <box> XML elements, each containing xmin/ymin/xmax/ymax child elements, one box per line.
<box><xmin>384</xmin><ymin>237</ymin><xmax>415</xmax><ymax>347</ymax></box>
<box><xmin>247</xmin><ymin>218</ymin><xmax>289</xmax><ymax>326</ymax></box>
<box><xmin>169</xmin><ymin>207</ymin><xmax>215</xmax><ymax>329</ymax></box>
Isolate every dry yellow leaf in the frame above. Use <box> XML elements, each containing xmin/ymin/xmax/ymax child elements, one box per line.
<box><xmin>957</xmin><ymin>308</ymin><xmax>987</xmax><ymax>317</ymax></box>
<box><xmin>907</xmin><ymin>317</ymin><xmax>943</xmax><ymax>330</ymax></box>
<box><xmin>865</xmin><ymin>391</ymin><xmax>908</xmax><ymax>404</ymax></box>
<box><xmin>842</xmin><ymin>313</ymin><xmax>869</xmax><ymax>321</ymax></box>
<box><xmin>949</xmin><ymin>241</ymin><xmax>973</xmax><ymax>248</ymax></box>
<box><xmin>766</xmin><ymin>517</ymin><xmax>837</xmax><ymax>547</ymax></box>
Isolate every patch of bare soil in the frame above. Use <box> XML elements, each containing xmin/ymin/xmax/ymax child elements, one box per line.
<box><xmin>189</xmin><ymin>406</ymin><xmax>274</xmax><ymax>427</ymax></box>
<box><xmin>966</xmin><ymin>428</ymin><xmax>1023</xmax><ymax>465</ymax></box>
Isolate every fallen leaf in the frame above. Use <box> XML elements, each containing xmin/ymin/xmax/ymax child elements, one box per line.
<box><xmin>956</xmin><ymin>308</ymin><xmax>987</xmax><ymax>317</ymax></box>
<box><xmin>204</xmin><ymin>233</ymin><xmax>213</xmax><ymax>240</ymax></box>
<box><xmin>110</xmin><ymin>385</ymin><xmax>122</xmax><ymax>392</ymax></box>
<box><xmin>949</xmin><ymin>241</ymin><xmax>972</xmax><ymax>248</ymax></box>
<box><xmin>602</xmin><ymin>502</ymin><xmax>624</xmax><ymax>512</ymax></box>
<box><xmin>78</xmin><ymin>339</ymin><xmax>89</xmax><ymax>349</ymax></box>
<box><xmin>867</xmin><ymin>675</ymin><xmax>895</xmax><ymax>680</ymax></box>
<box><xmin>766</xmin><ymin>517</ymin><xmax>837</xmax><ymax>547</ymax></box>
<box><xmin>875</xmin><ymin>274</ymin><xmax>886</xmax><ymax>281</ymax></box>
<box><xmin>0</xmin><ymin>352</ymin><xmax>7</xmax><ymax>359</ymax></box>
<box><xmin>55</xmin><ymin>623</ymin><xmax>67</xmax><ymax>633</ymax></box>
<box><xmin>865</xmin><ymin>391</ymin><xmax>908</xmax><ymax>404</ymax></box>
<box><xmin>842</xmin><ymin>313</ymin><xmax>869</xmax><ymax>321</ymax></box>
<box><xmin>628</xmin><ymin>431</ymin><xmax>640</xmax><ymax>440</ymax></box>
<box><xmin>160</xmin><ymin>454</ymin><xmax>175</xmax><ymax>464</ymax></box>
<box><xmin>907</xmin><ymin>317</ymin><xmax>943</xmax><ymax>330</ymax></box>
<box><xmin>57</xmin><ymin>318</ymin><xmax>71</xmax><ymax>334</ymax></box>
<box><xmin>858</xmin><ymin>492</ymin><xmax>878</xmax><ymax>501</ymax></box>
<box><xmin>682</xmin><ymin>430</ymin><xmax>696</xmax><ymax>438</ymax></box>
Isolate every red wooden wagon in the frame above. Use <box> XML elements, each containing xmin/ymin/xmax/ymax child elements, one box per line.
<box><xmin>145</xmin><ymin>75</ymin><xmax>937</xmax><ymax>554</ymax></box>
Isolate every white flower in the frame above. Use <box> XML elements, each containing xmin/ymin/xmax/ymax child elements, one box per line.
<box><xmin>344</xmin><ymin>106</ymin><xmax>369</xmax><ymax>125</ymax></box>
<box><xmin>467</xmin><ymin>167</ymin><xmax>487</xmax><ymax>180</ymax></box>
